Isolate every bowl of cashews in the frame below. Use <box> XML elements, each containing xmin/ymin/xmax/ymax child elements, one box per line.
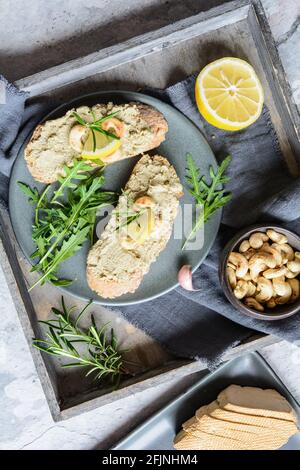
<box><xmin>219</xmin><ymin>224</ymin><xmax>300</xmax><ymax>320</ymax></box>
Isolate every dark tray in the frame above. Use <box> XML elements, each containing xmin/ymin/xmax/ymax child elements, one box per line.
<box><xmin>1</xmin><ymin>0</ymin><xmax>299</xmax><ymax>421</ymax></box>
<box><xmin>113</xmin><ymin>352</ymin><xmax>300</xmax><ymax>450</ymax></box>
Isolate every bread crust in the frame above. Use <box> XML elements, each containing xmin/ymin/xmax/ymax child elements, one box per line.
<box><xmin>24</xmin><ymin>102</ymin><xmax>168</xmax><ymax>183</ymax></box>
<box><xmin>86</xmin><ymin>268</ymin><xmax>143</xmax><ymax>299</ymax></box>
<box><xmin>134</xmin><ymin>102</ymin><xmax>168</xmax><ymax>149</ymax></box>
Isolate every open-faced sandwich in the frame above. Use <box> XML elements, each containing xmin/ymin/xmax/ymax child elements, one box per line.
<box><xmin>25</xmin><ymin>102</ymin><xmax>168</xmax><ymax>183</ymax></box>
<box><xmin>87</xmin><ymin>154</ymin><xmax>183</xmax><ymax>298</ymax></box>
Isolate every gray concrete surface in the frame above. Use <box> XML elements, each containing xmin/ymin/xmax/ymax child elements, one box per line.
<box><xmin>0</xmin><ymin>0</ymin><xmax>300</xmax><ymax>450</ymax></box>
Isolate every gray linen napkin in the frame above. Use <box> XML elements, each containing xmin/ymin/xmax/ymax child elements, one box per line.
<box><xmin>0</xmin><ymin>76</ymin><xmax>56</xmax><ymax>206</ymax></box>
<box><xmin>1</xmin><ymin>75</ymin><xmax>300</xmax><ymax>367</ymax></box>
<box><xmin>115</xmin><ymin>76</ymin><xmax>300</xmax><ymax>365</ymax></box>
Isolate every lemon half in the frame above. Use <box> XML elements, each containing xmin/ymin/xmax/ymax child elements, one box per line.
<box><xmin>195</xmin><ymin>57</ymin><xmax>264</xmax><ymax>131</ymax></box>
<box><xmin>81</xmin><ymin>130</ymin><xmax>121</xmax><ymax>161</ymax></box>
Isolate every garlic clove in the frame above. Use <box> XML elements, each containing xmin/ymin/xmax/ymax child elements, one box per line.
<box><xmin>178</xmin><ymin>265</ymin><xmax>200</xmax><ymax>292</ymax></box>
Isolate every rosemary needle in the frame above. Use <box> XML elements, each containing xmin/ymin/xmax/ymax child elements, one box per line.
<box><xmin>33</xmin><ymin>297</ymin><xmax>126</xmax><ymax>385</ymax></box>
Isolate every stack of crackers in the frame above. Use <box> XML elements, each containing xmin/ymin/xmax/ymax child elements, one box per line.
<box><xmin>174</xmin><ymin>385</ymin><xmax>299</xmax><ymax>450</ymax></box>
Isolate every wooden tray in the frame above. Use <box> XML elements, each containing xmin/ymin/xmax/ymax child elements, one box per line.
<box><xmin>1</xmin><ymin>0</ymin><xmax>299</xmax><ymax>421</ymax></box>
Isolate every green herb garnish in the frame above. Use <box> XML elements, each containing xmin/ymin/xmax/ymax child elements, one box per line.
<box><xmin>33</xmin><ymin>297</ymin><xmax>126</xmax><ymax>385</ymax></box>
<box><xmin>72</xmin><ymin>110</ymin><xmax>120</xmax><ymax>152</ymax></box>
<box><xmin>114</xmin><ymin>191</ymin><xmax>146</xmax><ymax>231</ymax></box>
<box><xmin>18</xmin><ymin>160</ymin><xmax>117</xmax><ymax>290</ymax></box>
<box><xmin>182</xmin><ymin>153</ymin><xmax>232</xmax><ymax>250</ymax></box>
<box><xmin>115</xmin><ymin>209</ymin><xmax>146</xmax><ymax>231</ymax></box>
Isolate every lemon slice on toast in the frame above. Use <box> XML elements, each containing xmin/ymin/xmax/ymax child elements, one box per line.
<box><xmin>81</xmin><ymin>131</ymin><xmax>121</xmax><ymax>161</ymax></box>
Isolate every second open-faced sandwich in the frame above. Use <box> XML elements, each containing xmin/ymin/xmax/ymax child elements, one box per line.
<box><xmin>24</xmin><ymin>102</ymin><xmax>168</xmax><ymax>183</ymax></box>
<box><xmin>87</xmin><ymin>154</ymin><xmax>183</xmax><ymax>299</ymax></box>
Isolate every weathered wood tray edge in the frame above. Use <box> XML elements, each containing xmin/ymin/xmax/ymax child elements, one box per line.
<box><xmin>1</xmin><ymin>0</ymin><xmax>297</xmax><ymax>421</ymax></box>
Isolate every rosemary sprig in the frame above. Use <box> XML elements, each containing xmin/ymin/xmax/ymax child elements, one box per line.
<box><xmin>33</xmin><ymin>297</ymin><xmax>126</xmax><ymax>385</ymax></box>
<box><xmin>18</xmin><ymin>160</ymin><xmax>118</xmax><ymax>289</ymax></box>
<box><xmin>182</xmin><ymin>153</ymin><xmax>232</xmax><ymax>250</ymax></box>
<box><xmin>72</xmin><ymin>110</ymin><xmax>120</xmax><ymax>152</ymax></box>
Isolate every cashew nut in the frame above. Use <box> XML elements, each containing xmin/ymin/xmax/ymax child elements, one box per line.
<box><xmin>228</xmin><ymin>252</ymin><xmax>248</xmax><ymax>278</ymax></box>
<box><xmin>266</xmin><ymin>229</ymin><xmax>288</xmax><ymax>245</ymax></box>
<box><xmin>288</xmin><ymin>278</ymin><xmax>300</xmax><ymax>302</ymax></box>
<box><xmin>245</xmin><ymin>297</ymin><xmax>264</xmax><ymax>312</ymax></box>
<box><xmin>247</xmin><ymin>281</ymin><xmax>257</xmax><ymax>296</ymax></box>
<box><xmin>273</xmin><ymin>276</ymin><xmax>291</xmax><ymax>296</ymax></box>
<box><xmin>233</xmin><ymin>280</ymin><xmax>249</xmax><ymax>299</ymax></box>
<box><xmin>249</xmin><ymin>263</ymin><xmax>267</xmax><ymax>282</ymax></box>
<box><xmin>271</xmin><ymin>243</ymin><xmax>288</xmax><ymax>264</ymax></box>
<box><xmin>243</xmin><ymin>272</ymin><xmax>251</xmax><ymax>281</ymax></box>
<box><xmin>243</xmin><ymin>248</ymin><xmax>257</xmax><ymax>260</ymax></box>
<box><xmin>255</xmin><ymin>277</ymin><xmax>273</xmax><ymax>302</ymax></box>
<box><xmin>272</xmin><ymin>242</ymin><xmax>294</xmax><ymax>261</ymax></box>
<box><xmin>69</xmin><ymin>124</ymin><xmax>89</xmax><ymax>153</ymax></box>
<box><xmin>249</xmin><ymin>232</ymin><xmax>269</xmax><ymax>249</ymax></box>
<box><xmin>263</xmin><ymin>266</ymin><xmax>287</xmax><ymax>279</ymax></box>
<box><xmin>287</xmin><ymin>259</ymin><xmax>300</xmax><ymax>273</ymax></box>
<box><xmin>226</xmin><ymin>266</ymin><xmax>237</xmax><ymax>289</ymax></box>
<box><xmin>285</xmin><ymin>269</ymin><xmax>300</xmax><ymax>279</ymax></box>
<box><xmin>133</xmin><ymin>195</ymin><xmax>155</xmax><ymax>210</ymax></box>
<box><xmin>248</xmin><ymin>252</ymin><xmax>275</xmax><ymax>280</ymax></box>
<box><xmin>249</xmin><ymin>252</ymin><xmax>277</xmax><ymax>269</ymax></box>
<box><xmin>249</xmin><ymin>264</ymin><xmax>266</xmax><ymax>282</ymax></box>
<box><xmin>227</xmin><ymin>261</ymin><xmax>236</xmax><ymax>270</ymax></box>
<box><xmin>266</xmin><ymin>298</ymin><xmax>277</xmax><ymax>309</ymax></box>
<box><xmin>239</xmin><ymin>240</ymin><xmax>250</xmax><ymax>253</ymax></box>
<box><xmin>275</xmin><ymin>286</ymin><xmax>292</xmax><ymax>304</ymax></box>
<box><xmin>261</xmin><ymin>243</ymin><xmax>282</xmax><ymax>266</ymax></box>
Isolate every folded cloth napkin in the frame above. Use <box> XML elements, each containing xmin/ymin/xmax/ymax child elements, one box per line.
<box><xmin>1</xmin><ymin>74</ymin><xmax>300</xmax><ymax>367</ymax></box>
<box><xmin>0</xmin><ymin>76</ymin><xmax>56</xmax><ymax>207</ymax></box>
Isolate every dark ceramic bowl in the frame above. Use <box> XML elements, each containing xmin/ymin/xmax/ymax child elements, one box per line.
<box><xmin>219</xmin><ymin>224</ymin><xmax>300</xmax><ymax>321</ymax></box>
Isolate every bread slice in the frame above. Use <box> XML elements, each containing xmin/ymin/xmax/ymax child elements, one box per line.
<box><xmin>87</xmin><ymin>154</ymin><xmax>183</xmax><ymax>298</ymax></box>
<box><xmin>218</xmin><ymin>385</ymin><xmax>297</xmax><ymax>422</ymax></box>
<box><xmin>202</xmin><ymin>401</ymin><xmax>298</xmax><ymax>434</ymax></box>
<box><xmin>174</xmin><ymin>429</ymin><xmax>254</xmax><ymax>450</ymax></box>
<box><xmin>25</xmin><ymin>102</ymin><xmax>168</xmax><ymax>183</ymax></box>
<box><xmin>174</xmin><ymin>386</ymin><xmax>299</xmax><ymax>451</ymax></box>
<box><xmin>184</xmin><ymin>409</ymin><xmax>294</xmax><ymax>450</ymax></box>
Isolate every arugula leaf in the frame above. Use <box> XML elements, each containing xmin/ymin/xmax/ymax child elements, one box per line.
<box><xmin>51</xmin><ymin>160</ymin><xmax>93</xmax><ymax>203</ymax></box>
<box><xmin>29</xmin><ymin>224</ymin><xmax>91</xmax><ymax>290</ymax></box>
<box><xmin>186</xmin><ymin>153</ymin><xmax>202</xmax><ymax>200</ymax></box>
<box><xmin>183</xmin><ymin>154</ymin><xmax>232</xmax><ymax>250</ymax></box>
<box><xmin>18</xmin><ymin>182</ymin><xmax>39</xmax><ymax>204</ymax></box>
<box><xmin>19</xmin><ymin>161</ymin><xmax>117</xmax><ymax>290</ymax></box>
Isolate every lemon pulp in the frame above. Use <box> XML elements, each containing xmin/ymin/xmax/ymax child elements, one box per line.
<box><xmin>195</xmin><ymin>57</ymin><xmax>264</xmax><ymax>131</ymax></box>
<box><xmin>127</xmin><ymin>209</ymin><xmax>154</xmax><ymax>244</ymax></box>
<box><xmin>81</xmin><ymin>130</ymin><xmax>121</xmax><ymax>161</ymax></box>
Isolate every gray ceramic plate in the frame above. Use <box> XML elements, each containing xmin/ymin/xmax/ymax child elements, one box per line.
<box><xmin>113</xmin><ymin>352</ymin><xmax>300</xmax><ymax>450</ymax></box>
<box><xmin>9</xmin><ymin>91</ymin><xmax>220</xmax><ymax>306</ymax></box>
